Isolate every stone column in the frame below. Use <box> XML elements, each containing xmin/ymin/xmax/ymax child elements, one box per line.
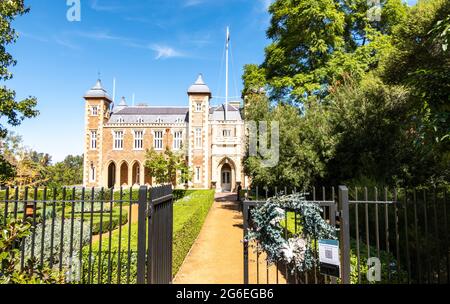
<box><xmin>115</xmin><ymin>164</ymin><xmax>121</xmax><ymax>188</ymax></box>
<box><xmin>140</xmin><ymin>163</ymin><xmax>145</xmax><ymax>186</ymax></box>
<box><xmin>128</xmin><ymin>164</ymin><xmax>133</xmax><ymax>187</ymax></box>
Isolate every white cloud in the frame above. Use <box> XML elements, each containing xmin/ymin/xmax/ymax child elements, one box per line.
<box><xmin>260</xmin><ymin>0</ymin><xmax>272</xmax><ymax>10</ymax></box>
<box><xmin>90</xmin><ymin>0</ymin><xmax>126</xmax><ymax>12</ymax></box>
<box><xmin>184</xmin><ymin>0</ymin><xmax>204</xmax><ymax>7</ymax></box>
<box><xmin>149</xmin><ymin>45</ymin><xmax>185</xmax><ymax>60</ymax></box>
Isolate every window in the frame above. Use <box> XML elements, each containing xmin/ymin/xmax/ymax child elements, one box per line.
<box><xmin>195</xmin><ymin>128</ymin><xmax>202</xmax><ymax>148</ymax></box>
<box><xmin>91</xmin><ymin>106</ymin><xmax>98</xmax><ymax>116</ymax></box>
<box><xmin>90</xmin><ymin>163</ymin><xmax>96</xmax><ymax>182</ymax></box>
<box><xmin>196</xmin><ymin>103</ymin><xmax>202</xmax><ymax>112</ymax></box>
<box><xmin>117</xmin><ymin>117</ymin><xmax>124</xmax><ymax>123</ymax></box>
<box><xmin>154</xmin><ymin>131</ymin><xmax>163</xmax><ymax>150</ymax></box>
<box><xmin>90</xmin><ymin>130</ymin><xmax>97</xmax><ymax>150</ymax></box>
<box><xmin>134</xmin><ymin>131</ymin><xmax>144</xmax><ymax>150</ymax></box>
<box><xmin>173</xmin><ymin>131</ymin><xmax>183</xmax><ymax>150</ymax></box>
<box><xmin>156</xmin><ymin>117</ymin><xmax>163</xmax><ymax>123</ymax></box>
<box><xmin>114</xmin><ymin>131</ymin><xmax>124</xmax><ymax>150</ymax></box>
<box><xmin>195</xmin><ymin>167</ymin><xmax>201</xmax><ymax>183</ymax></box>
<box><xmin>223</xmin><ymin>129</ymin><xmax>232</xmax><ymax>138</ymax></box>
<box><xmin>137</xmin><ymin>117</ymin><xmax>144</xmax><ymax>124</ymax></box>
<box><xmin>176</xmin><ymin>118</ymin><xmax>184</xmax><ymax>123</ymax></box>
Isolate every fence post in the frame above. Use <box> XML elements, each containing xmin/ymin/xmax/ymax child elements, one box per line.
<box><xmin>137</xmin><ymin>186</ymin><xmax>148</xmax><ymax>284</ymax></box>
<box><xmin>339</xmin><ymin>185</ymin><xmax>351</xmax><ymax>284</ymax></box>
<box><xmin>243</xmin><ymin>201</ymin><xmax>249</xmax><ymax>284</ymax></box>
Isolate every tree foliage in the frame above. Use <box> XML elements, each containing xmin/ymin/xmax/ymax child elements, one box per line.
<box><xmin>261</xmin><ymin>0</ymin><xmax>407</xmax><ymax>102</ymax></box>
<box><xmin>0</xmin><ymin>133</ymin><xmax>84</xmax><ymax>187</ymax></box>
<box><xmin>243</xmin><ymin>0</ymin><xmax>449</xmax><ymax>188</ymax></box>
<box><xmin>0</xmin><ymin>1</ymin><xmax>38</xmax><ymax>183</ymax></box>
<box><xmin>144</xmin><ymin>147</ymin><xmax>191</xmax><ymax>186</ymax></box>
<box><xmin>0</xmin><ymin>0</ymin><xmax>38</xmax><ymax>138</ymax></box>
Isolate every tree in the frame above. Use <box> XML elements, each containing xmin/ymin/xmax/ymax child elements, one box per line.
<box><xmin>0</xmin><ymin>1</ymin><xmax>38</xmax><ymax>183</ymax></box>
<box><xmin>243</xmin><ymin>0</ymin><xmax>449</xmax><ymax>188</ymax></box>
<box><xmin>144</xmin><ymin>148</ymin><xmax>191</xmax><ymax>186</ymax></box>
<box><xmin>0</xmin><ymin>0</ymin><xmax>38</xmax><ymax>139</ymax></box>
<box><xmin>260</xmin><ymin>0</ymin><xmax>406</xmax><ymax>103</ymax></box>
<box><xmin>46</xmin><ymin>155</ymin><xmax>84</xmax><ymax>188</ymax></box>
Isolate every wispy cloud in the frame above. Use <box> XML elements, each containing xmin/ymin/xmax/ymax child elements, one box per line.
<box><xmin>72</xmin><ymin>30</ymin><xmax>128</xmax><ymax>42</ymax></box>
<box><xmin>260</xmin><ymin>0</ymin><xmax>273</xmax><ymax>10</ymax></box>
<box><xmin>17</xmin><ymin>31</ymin><xmax>50</xmax><ymax>43</ymax></box>
<box><xmin>149</xmin><ymin>44</ymin><xmax>185</xmax><ymax>59</ymax></box>
<box><xmin>90</xmin><ymin>0</ymin><xmax>126</xmax><ymax>12</ymax></box>
<box><xmin>184</xmin><ymin>0</ymin><xmax>205</xmax><ymax>7</ymax></box>
<box><xmin>54</xmin><ymin>38</ymin><xmax>81</xmax><ymax>50</ymax></box>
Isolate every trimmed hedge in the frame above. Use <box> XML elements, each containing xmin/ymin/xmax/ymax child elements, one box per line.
<box><xmin>81</xmin><ymin>190</ymin><xmax>215</xmax><ymax>283</ymax></box>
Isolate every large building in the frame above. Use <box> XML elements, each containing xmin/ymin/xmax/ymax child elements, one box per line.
<box><xmin>82</xmin><ymin>74</ymin><xmax>247</xmax><ymax>191</ymax></box>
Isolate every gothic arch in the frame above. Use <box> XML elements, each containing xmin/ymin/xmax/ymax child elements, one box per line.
<box><xmin>131</xmin><ymin>160</ymin><xmax>141</xmax><ymax>186</ymax></box>
<box><xmin>119</xmin><ymin>161</ymin><xmax>129</xmax><ymax>186</ymax></box>
<box><xmin>107</xmin><ymin>161</ymin><xmax>117</xmax><ymax>189</ymax></box>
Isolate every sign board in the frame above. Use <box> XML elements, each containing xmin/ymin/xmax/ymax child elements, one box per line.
<box><xmin>318</xmin><ymin>239</ymin><xmax>340</xmax><ymax>278</ymax></box>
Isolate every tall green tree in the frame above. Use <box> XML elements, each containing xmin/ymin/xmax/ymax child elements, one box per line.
<box><xmin>243</xmin><ymin>0</ymin><xmax>449</xmax><ymax>188</ymax></box>
<box><xmin>46</xmin><ymin>155</ymin><xmax>84</xmax><ymax>188</ymax></box>
<box><xmin>260</xmin><ymin>0</ymin><xmax>407</xmax><ymax>102</ymax></box>
<box><xmin>0</xmin><ymin>1</ymin><xmax>38</xmax><ymax>182</ymax></box>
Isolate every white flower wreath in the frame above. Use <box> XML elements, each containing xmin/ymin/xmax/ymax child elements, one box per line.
<box><xmin>246</xmin><ymin>193</ymin><xmax>338</xmax><ymax>272</ymax></box>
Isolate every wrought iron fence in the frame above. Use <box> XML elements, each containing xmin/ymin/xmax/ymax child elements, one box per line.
<box><xmin>242</xmin><ymin>185</ymin><xmax>450</xmax><ymax>284</ymax></box>
<box><xmin>0</xmin><ymin>185</ymin><xmax>173</xmax><ymax>284</ymax></box>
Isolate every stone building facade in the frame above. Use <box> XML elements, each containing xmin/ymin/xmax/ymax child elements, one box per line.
<box><xmin>83</xmin><ymin>74</ymin><xmax>247</xmax><ymax>191</ymax></box>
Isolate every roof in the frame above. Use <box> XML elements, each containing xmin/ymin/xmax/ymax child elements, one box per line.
<box><xmin>114</xmin><ymin>107</ymin><xmax>189</xmax><ymax>115</ymax></box>
<box><xmin>210</xmin><ymin>104</ymin><xmax>242</xmax><ymax>121</ymax></box>
<box><xmin>188</xmin><ymin>74</ymin><xmax>211</xmax><ymax>95</ymax></box>
<box><xmin>84</xmin><ymin>79</ymin><xmax>112</xmax><ymax>101</ymax></box>
<box><xmin>109</xmin><ymin>107</ymin><xmax>189</xmax><ymax>124</ymax></box>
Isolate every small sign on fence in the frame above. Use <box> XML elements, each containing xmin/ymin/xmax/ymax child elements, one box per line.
<box><xmin>318</xmin><ymin>239</ymin><xmax>340</xmax><ymax>278</ymax></box>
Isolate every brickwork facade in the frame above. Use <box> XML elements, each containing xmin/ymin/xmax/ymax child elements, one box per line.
<box><xmin>83</xmin><ymin>75</ymin><xmax>247</xmax><ymax>191</ymax></box>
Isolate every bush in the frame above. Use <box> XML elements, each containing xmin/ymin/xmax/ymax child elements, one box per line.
<box><xmin>23</xmin><ymin>218</ymin><xmax>90</xmax><ymax>270</ymax></box>
<box><xmin>1</xmin><ymin>219</ymin><xmax>65</xmax><ymax>284</ymax></box>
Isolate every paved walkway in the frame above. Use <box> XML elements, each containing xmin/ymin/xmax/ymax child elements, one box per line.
<box><xmin>174</xmin><ymin>193</ymin><xmax>286</xmax><ymax>284</ymax></box>
<box><xmin>174</xmin><ymin>193</ymin><xmax>245</xmax><ymax>284</ymax></box>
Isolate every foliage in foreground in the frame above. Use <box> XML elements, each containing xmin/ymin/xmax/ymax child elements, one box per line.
<box><xmin>0</xmin><ymin>219</ymin><xmax>64</xmax><ymax>284</ymax></box>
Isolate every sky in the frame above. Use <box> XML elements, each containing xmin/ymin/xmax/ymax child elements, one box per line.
<box><xmin>7</xmin><ymin>0</ymin><xmax>417</xmax><ymax>162</ymax></box>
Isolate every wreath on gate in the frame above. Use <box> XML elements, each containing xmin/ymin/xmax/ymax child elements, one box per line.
<box><xmin>245</xmin><ymin>193</ymin><xmax>338</xmax><ymax>273</ymax></box>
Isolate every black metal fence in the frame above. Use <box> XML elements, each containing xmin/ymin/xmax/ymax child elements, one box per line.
<box><xmin>242</xmin><ymin>185</ymin><xmax>450</xmax><ymax>284</ymax></box>
<box><xmin>0</xmin><ymin>185</ymin><xmax>173</xmax><ymax>284</ymax></box>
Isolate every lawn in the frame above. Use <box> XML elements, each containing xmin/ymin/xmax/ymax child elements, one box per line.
<box><xmin>81</xmin><ymin>189</ymin><xmax>215</xmax><ymax>283</ymax></box>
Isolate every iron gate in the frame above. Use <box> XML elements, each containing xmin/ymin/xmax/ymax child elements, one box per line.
<box><xmin>243</xmin><ymin>185</ymin><xmax>450</xmax><ymax>284</ymax></box>
<box><xmin>0</xmin><ymin>185</ymin><xmax>173</xmax><ymax>284</ymax></box>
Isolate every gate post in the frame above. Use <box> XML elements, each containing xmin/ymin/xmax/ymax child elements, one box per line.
<box><xmin>339</xmin><ymin>186</ymin><xmax>351</xmax><ymax>284</ymax></box>
<box><xmin>137</xmin><ymin>186</ymin><xmax>148</xmax><ymax>284</ymax></box>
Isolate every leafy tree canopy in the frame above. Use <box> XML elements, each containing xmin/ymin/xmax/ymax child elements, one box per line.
<box><xmin>259</xmin><ymin>0</ymin><xmax>407</xmax><ymax>103</ymax></box>
<box><xmin>0</xmin><ymin>0</ymin><xmax>38</xmax><ymax>138</ymax></box>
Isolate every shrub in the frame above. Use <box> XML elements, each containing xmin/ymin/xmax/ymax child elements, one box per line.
<box><xmin>1</xmin><ymin>219</ymin><xmax>65</xmax><ymax>284</ymax></box>
<box><xmin>23</xmin><ymin>218</ymin><xmax>90</xmax><ymax>270</ymax></box>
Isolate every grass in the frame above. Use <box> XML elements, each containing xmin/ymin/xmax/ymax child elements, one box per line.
<box><xmin>82</xmin><ymin>190</ymin><xmax>215</xmax><ymax>283</ymax></box>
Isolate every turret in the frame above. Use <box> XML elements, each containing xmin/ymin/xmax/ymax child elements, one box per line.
<box><xmin>83</xmin><ymin>79</ymin><xmax>112</xmax><ymax>187</ymax></box>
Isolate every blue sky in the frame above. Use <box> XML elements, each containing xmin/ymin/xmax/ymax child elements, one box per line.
<box><xmin>7</xmin><ymin>0</ymin><xmax>417</xmax><ymax>162</ymax></box>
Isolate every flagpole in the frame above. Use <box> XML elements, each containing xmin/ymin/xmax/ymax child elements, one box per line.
<box><xmin>225</xmin><ymin>26</ymin><xmax>229</xmax><ymax>121</ymax></box>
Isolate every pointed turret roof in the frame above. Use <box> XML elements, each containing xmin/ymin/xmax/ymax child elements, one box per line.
<box><xmin>188</xmin><ymin>74</ymin><xmax>211</xmax><ymax>95</ymax></box>
<box><xmin>84</xmin><ymin>79</ymin><xmax>112</xmax><ymax>101</ymax></box>
<box><xmin>113</xmin><ymin>96</ymin><xmax>128</xmax><ymax>112</ymax></box>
